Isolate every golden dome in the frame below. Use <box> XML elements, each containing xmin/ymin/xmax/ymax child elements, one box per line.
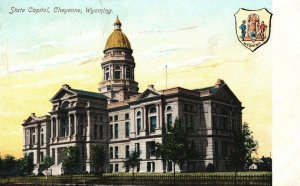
<box><xmin>104</xmin><ymin>17</ymin><xmax>131</xmax><ymax>50</ymax></box>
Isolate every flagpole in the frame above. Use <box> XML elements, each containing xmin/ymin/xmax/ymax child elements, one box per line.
<box><xmin>165</xmin><ymin>65</ymin><xmax>167</xmax><ymax>89</ymax></box>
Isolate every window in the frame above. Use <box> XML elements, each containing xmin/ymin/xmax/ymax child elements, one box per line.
<box><xmin>94</xmin><ymin>124</ymin><xmax>98</xmax><ymax>139</ymax></box>
<box><xmin>189</xmin><ymin>105</ymin><xmax>194</xmax><ymax>112</ymax></box>
<box><xmin>125</xmin><ymin>122</ymin><xmax>130</xmax><ymax>137</ymax></box>
<box><xmin>150</xmin><ymin>116</ymin><xmax>156</xmax><ymax>133</ymax></box>
<box><xmin>110</xmin><ymin>147</ymin><xmax>113</xmax><ymax>159</ymax></box>
<box><xmin>105</xmin><ymin>68</ymin><xmax>109</xmax><ymax>80</ymax></box>
<box><xmin>41</xmin><ymin>134</ymin><xmax>44</xmax><ymax>145</ymax></box>
<box><xmin>109</xmin><ymin>164</ymin><xmax>113</xmax><ymax>173</ymax></box>
<box><xmin>114</xmin><ymin>66</ymin><xmax>121</xmax><ymax>79</ymax></box>
<box><xmin>99</xmin><ymin>125</ymin><xmax>103</xmax><ymax>139</ymax></box>
<box><xmin>149</xmin><ymin>107</ymin><xmax>156</xmax><ymax>113</ymax></box>
<box><xmin>190</xmin><ymin>115</ymin><xmax>195</xmax><ymax>131</ymax></box>
<box><xmin>40</xmin><ymin>152</ymin><xmax>44</xmax><ymax>162</ymax></box>
<box><xmin>215</xmin><ymin>141</ymin><xmax>218</xmax><ymax>158</ymax></box>
<box><xmin>166</xmin><ymin>106</ymin><xmax>172</xmax><ymax>111</ymax></box>
<box><xmin>114</xmin><ymin>115</ymin><xmax>118</xmax><ymax>121</ymax></box>
<box><xmin>137</xmin><ymin>164</ymin><xmax>140</xmax><ymax>172</ymax></box>
<box><xmin>114</xmin><ymin>124</ymin><xmax>118</xmax><ymax>139</ymax></box>
<box><xmin>167</xmin><ymin>114</ymin><xmax>172</xmax><ymax>130</ymax></box>
<box><xmin>221</xmin><ymin>141</ymin><xmax>228</xmax><ymax>158</ymax></box>
<box><xmin>110</xmin><ymin>125</ymin><xmax>113</xmax><ymax>139</ymax></box>
<box><xmin>219</xmin><ymin>117</ymin><xmax>228</xmax><ymax>131</ymax></box>
<box><xmin>115</xmin><ymin>146</ymin><xmax>119</xmax><ymax>159</ymax></box>
<box><xmin>212</xmin><ymin>115</ymin><xmax>217</xmax><ymax>129</ymax></box>
<box><xmin>125</xmin><ymin>113</ymin><xmax>129</xmax><ymax>120</ymax></box>
<box><xmin>135</xmin><ymin>143</ymin><xmax>140</xmax><ymax>156</ymax></box>
<box><xmin>184</xmin><ymin>104</ymin><xmax>189</xmax><ymax>112</ymax></box>
<box><xmin>109</xmin><ymin>116</ymin><xmax>113</xmax><ymax>122</ymax></box>
<box><xmin>126</xmin><ymin>145</ymin><xmax>130</xmax><ymax>158</ymax></box>
<box><xmin>125</xmin><ymin>164</ymin><xmax>130</xmax><ymax>172</ymax></box>
<box><xmin>147</xmin><ymin>162</ymin><xmax>151</xmax><ymax>172</ymax></box>
<box><xmin>126</xmin><ymin>67</ymin><xmax>131</xmax><ymax>79</ymax></box>
<box><xmin>149</xmin><ymin>142</ymin><xmax>156</xmax><ymax>156</ymax></box>
<box><xmin>136</xmin><ymin>111</ymin><xmax>141</xmax><ymax>116</ymax></box>
<box><xmin>137</xmin><ymin>118</ymin><xmax>141</xmax><ymax>135</ymax></box>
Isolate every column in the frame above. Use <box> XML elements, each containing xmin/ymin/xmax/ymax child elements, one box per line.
<box><xmin>74</xmin><ymin>113</ymin><xmax>78</xmax><ymax>136</ymax></box>
<box><xmin>156</xmin><ymin>104</ymin><xmax>160</xmax><ymax>129</ymax></box>
<box><xmin>50</xmin><ymin>118</ymin><xmax>53</xmax><ymax>138</ymax></box>
<box><xmin>56</xmin><ymin>117</ymin><xmax>59</xmax><ymax>138</ymax></box>
<box><xmin>35</xmin><ymin>127</ymin><xmax>38</xmax><ymax>146</ymax></box>
<box><xmin>68</xmin><ymin>114</ymin><xmax>71</xmax><ymax>137</ymax></box>
<box><xmin>23</xmin><ymin>129</ymin><xmax>26</xmax><ymax>148</ymax></box>
<box><xmin>110</xmin><ymin>65</ymin><xmax>113</xmax><ymax>80</ymax></box>
<box><xmin>142</xmin><ymin>106</ymin><xmax>146</xmax><ymax>130</ymax></box>
<box><xmin>86</xmin><ymin>111</ymin><xmax>91</xmax><ymax>141</ymax></box>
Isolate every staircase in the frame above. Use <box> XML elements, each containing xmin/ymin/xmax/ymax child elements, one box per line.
<box><xmin>48</xmin><ymin>163</ymin><xmax>63</xmax><ymax>175</ymax></box>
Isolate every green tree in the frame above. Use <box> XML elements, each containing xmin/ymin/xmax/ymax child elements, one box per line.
<box><xmin>19</xmin><ymin>154</ymin><xmax>34</xmax><ymax>175</ymax></box>
<box><xmin>229</xmin><ymin>122</ymin><xmax>259</xmax><ymax>170</ymax></box>
<box><xmin>155</xmin><ymin>119</ymin><xmax>189</xmax><ymax>181</ymax></box>
<box><xmin>2</xmin><ymin>155</ymin><xmax>17</xmax><ymax>176</ymax></box>
<box><xmin>40</xmin><ymin>155</ymin><xmax>54</xmax><ymax>178</ymax></box>
<box><xmin>62</xmin><ymin>146</ymin><xmax>80</xmax><ymax>175</ymax></box>
<box><xmin>90</xmin><ymin>144</ymin><xmax>106</xmax><ymax>174</ymax></box>
<box><xmin>123</xmin><ymin>151</ymin><xmax>141</xmax><ymax>177</ymax></box>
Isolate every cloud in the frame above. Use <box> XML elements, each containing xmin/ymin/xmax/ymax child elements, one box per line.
<box><xmin>143</xmin><ymin>45</ymin><xmax>187</xmax><ymax>58</ymax></box>
<box><xmin>12</xmin><ymin>41</ymin><xmax>66</xmax><ymax>55</ymax></box>
<box><xmin>12</xmin><ymin>73</ymin><xmax>90</xmax><ymax>89</ymax></box>
<box><xmin>1</xmin><ymin>51</ymin><xmax>95</xmax><ymax>76</ymax></box>
<box><xmin>163</xmin><ymin>56</ymin><xmax>216</xmax><ymax>70</ymax></box>
<box><xmin>140</xmin><ymin>26</ymin><xmax>198</xmax><ymax>34</ymax></box>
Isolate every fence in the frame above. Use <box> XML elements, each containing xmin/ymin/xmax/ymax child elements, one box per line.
<box><xmin>0</xmin><ymin>173</ymin><xmax>272</xmax><ymax>186</ymax></box>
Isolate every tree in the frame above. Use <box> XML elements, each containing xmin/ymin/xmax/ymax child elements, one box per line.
<box><xmin>62</xmin><ymin>146</ymin><xmax>80</xmax><ymax>175</ymax></box>
<box><xmin>229</xmin><ymin>122</ymin><xmax>259</xmax><ymax>170</ymax></box>
<box><xmin>90</xmin><ymin>144</ymin><xmax>106</xmax><ymax>174</ymax></box>
<box><xmin>19</xmin><ymin>154</ymin><xmax>34</xmax><ymax>175</ymax></box>
<box><xmin>2</xmin><ymin>155</ymin><xmax>17</xmax><ymax>176</ymax></box>
<box><xmin>40</xmin><ymin>155</ymin><xmax>54</xmax><ymax>178</ymax></box>
<box><xmin>123</xmin><ymin>151</ymin><xmax>141</xmax><ymax>177</ymax></box>
<box><xmin>155</xmin><ymin>119</ymin><xmax>189</xmax><ymax>181</ymax></box>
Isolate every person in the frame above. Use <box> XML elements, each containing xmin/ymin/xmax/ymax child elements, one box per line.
<box><xmin>259</xmin><ymin>21</ymin><xmax>268</xmax><ymax>40</ymax></box>
<box><xmin>239</xmin><ymin>20</ymin><xmax>247</xmax><ymax>40</ymax></box>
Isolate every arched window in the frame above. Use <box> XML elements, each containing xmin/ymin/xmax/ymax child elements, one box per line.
<box><xmin>149</xmin><ymin>107</ymin><xmax>156</xmax><ymax>113</ymax></box>
<box><xmin>114</xmin><ymin>66</ymin><xmax>121</xmax><ymax>79</ymax></box>
<box><xmin>136</xmin><ymin>111</ymin><xmax>141</xmax><ymax>135</ymax></box>
<box><xmin>166</xmin><ymin>106</ymin><xmax>172</xmax><ymax>111</ymax></box>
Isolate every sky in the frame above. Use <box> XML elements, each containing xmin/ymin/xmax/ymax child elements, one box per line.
<box><xmin>0</xmin><ymin>0</ymin><xmax>272</xmax><ymax>158</ymax></box>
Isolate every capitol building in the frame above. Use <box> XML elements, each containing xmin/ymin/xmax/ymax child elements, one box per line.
<box><xmin>22</xmin><ymin>17</ymin><xmax>243</xmax><ymax>175</ymax></box>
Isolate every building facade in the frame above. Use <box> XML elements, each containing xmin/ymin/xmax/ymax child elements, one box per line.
<box><xmin>22</xmin><ymin>17</ymin><xmax>243</xmax><ymax>175</ymax></box>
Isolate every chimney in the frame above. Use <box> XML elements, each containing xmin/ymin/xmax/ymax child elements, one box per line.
<box><xmin>148</xmin><ymin>85</ymin><xmax>154</xmax><ymax>89</ymax></box>
<box><xmin>62</xmin><ymin>84</ymin><xmax>71</xmax><ymax>89</ymax></box>
<box><xmin>215</xmin><ymin>79</ymin><xmax>225</xmax><ymax>88</ymax></box>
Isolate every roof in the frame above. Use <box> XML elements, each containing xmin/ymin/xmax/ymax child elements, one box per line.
<box><xmin>72</xmin><ymin>89</ymin><xmax>108</xmax><ymax>99</ymax></box>
<box><xmin>194</xmin><ymin>85</ymin><xmax>222</xmax><ymax>95</ymax></box>
<box><xmin>105</xmin><ymin>17</ymin><xmax>131</xmax><ymax>50</ymax></box>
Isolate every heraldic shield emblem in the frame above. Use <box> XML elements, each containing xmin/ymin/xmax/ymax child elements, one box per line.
<box><xmin>235</xmin><ymin>8</ymin><xmax>272</xmax><ymax>52</ymax></box>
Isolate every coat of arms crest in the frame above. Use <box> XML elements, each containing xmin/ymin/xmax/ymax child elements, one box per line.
<box><xmin>235</xmin><ymin>8</ymin><xmax>272</xmax><ymax>51</ymax></box>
